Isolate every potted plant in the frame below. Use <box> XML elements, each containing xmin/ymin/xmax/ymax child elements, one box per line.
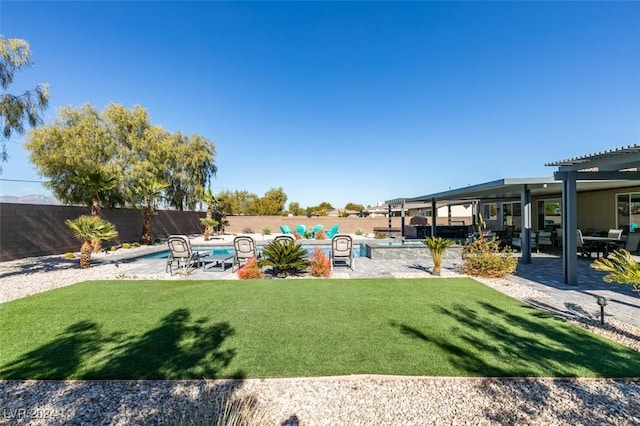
<box><xmin>423</xmin><ymin>236</ymin><xmax>454</xmax><ymax>276</ymax></box>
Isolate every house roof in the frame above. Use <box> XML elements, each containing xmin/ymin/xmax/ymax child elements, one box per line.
<box><xmin>546</xmin><ymin>143</ymin><xmax>640</xmax><ymax>171</ymax></box>
<box><xmin>391</xmin><ymin>176</ymin><xmax>640</xmax><ymax>205</ymax></box>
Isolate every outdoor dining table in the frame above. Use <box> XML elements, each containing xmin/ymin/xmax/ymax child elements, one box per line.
<box><xmin>582</xmin><ymin>235</ymin><xmax>626</xmax><ymax>258</ymax></box>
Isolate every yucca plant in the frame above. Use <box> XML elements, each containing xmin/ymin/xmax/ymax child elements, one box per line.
<box><xmin>65</xmin><ymin>215</ymin><xmax>118</xmax><ymax>269</ymax></box>
<box><xmin>258</xmin><ymin>240</ymin><xmax>309</xmax><ymax>277</ymax></box>
<box><xmin>591</xmin><ymin>249</ymin><xmax>640</xmax><ymax>295</ymax></box>
<box><xmin>423</xmin><ymin>236</ymin><xmax>455</xmax><ymax>276</ymax></box>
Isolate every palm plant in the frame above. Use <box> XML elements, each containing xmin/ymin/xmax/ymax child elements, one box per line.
<box><xmin>423</xmin><ymin>236</ymin><xmax>455</xmax><ymax>276</ymax></box>
<box><xmin>591</xmin><ymin>249</ymin><xmax>640</xmax><ymax>295</ymax></box>
<box><xmin>200</xmin><ymin>218</ymin><xmax>219</xmax><ymax>241</ymax></box>
<box><xmin>65</xmin><ymin>215</ymin><xmax>118</xmax><ymax>269</ymax></box>
<box><xmin>258</xmin><ymin>240</ymin><xmax>309</xmax><ymax>277</ymax></box>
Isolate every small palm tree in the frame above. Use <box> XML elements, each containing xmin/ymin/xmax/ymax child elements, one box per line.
<box><xmin>591</xmin><ymin>249</ymin><xmax>640</xmax><ymax>295</ymax></box>
<box><xmin>259</xmin><ymin>240</ymin><xmax>309</xmax><ymax>277</ymax></box>
<box><xmin>65</xmin><ymin>215</ymin><xmax>118</xmax><ymax>269</ymax></box>
<box><xmin>423</xmin><ymin>236</ymin><xmax>455</xmax><ymax>276</ymax></box>
<box><xmin>200</xmin><ymin>218</ymin><xmax>219</xmax><ymax>241</ymax></box>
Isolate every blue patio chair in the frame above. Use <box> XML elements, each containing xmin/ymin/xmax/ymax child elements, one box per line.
<box><xmin>325</xmin><ymin>224</ymin><xmax>339</xmax><ymax>238</ymax></box>
<box><xmin>312</xmin><ymin>224</ymin><xmax>323</xmax><ymax>236</ymax></box>
<box><xmin>280</xmin><ymin>225</ymin><xmax>293</xmax><ymax>234</ymax></box>
<box><xmin>295</xmin><ymin>224</ymin><xmax>306</xmax><ymax>236</ymax></box>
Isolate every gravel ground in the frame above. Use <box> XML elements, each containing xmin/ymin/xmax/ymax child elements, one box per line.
<box><xmin>1</xmin><ymin>250</ymin><xmax>640</xmax><ymax>425</ymax></box>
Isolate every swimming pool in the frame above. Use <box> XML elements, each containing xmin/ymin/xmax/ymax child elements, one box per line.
<box><xmin>143</xmin><ymin>245</ymin><xmax>364</xmax><ymax>259</ymax></box>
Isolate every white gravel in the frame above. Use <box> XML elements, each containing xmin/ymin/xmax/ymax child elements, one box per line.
<box><xmin>1</xmin><ymin>248</ymin><xmax>640</xmax><ymax>425</ymax></box>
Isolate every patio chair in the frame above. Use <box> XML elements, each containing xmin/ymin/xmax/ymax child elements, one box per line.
<box><xmin>312</xmin><ymin>224</ymin><xmax>324</xmax><ymax>236</ymax></box>
<box><xmin>330</xmin><ymin>234</ymin><xmax>354</xmax><ymax>270</ymax></box>
<box><xmin>577</xmin><ymin>229</ymin><xmax>602</xmax><ymax>258</ymax></box>
<box><xmin>279</xmin><ymin>225</ymin><xmax>293</xmax><ymax>234</ymax></box>
<box><xmin>233</xmin><ymin>235</ymin><xmax>259</xmax><ymax>271</ymax></box>
<box><xmin>166</xmin><ymin>235</ymin><xmax>206</xmax><ymax>275</ymax></box>
<box><xmin>536</xmin><ymin>231</ymin><xmax>554</xmax><ymax>252</ymax></box>
<box><xmin>607</xmin><ymin>228</ymin><xmax>625</xmax><ymax>253</ymax></box>
<box><xmin>295</xmin><ymin>224</ymin><xmax>306</xmax><ymax>236</ymax></box>
<box><xmin>624</xmin><ymin>232</ymin><xmax>640</xmax><ymax>254</ymax></box>
<box><xmin>273</xmin><ymin>235</ymin><xmax>295</xmax><ymax>245</ymax></box>
<box><xmin>325</xmin><ymin>224</ymin><xmax>339</xmax><ymax>239</ymax></box>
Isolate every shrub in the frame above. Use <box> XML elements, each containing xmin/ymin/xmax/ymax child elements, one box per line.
<box><xmin>292</xmin><ymin>231</ymin><xmax>303</xmax><ymax>240</ymax></box>
<box><xmin>314</xmin><ymin>230</ymin><xmax>327</xmax><ymax>240</ymax></box>
<box><xmin>259</xmin><ymin>240</ymin><xmax>309</xmax><ymax>276</ymax></box>
<box><xmin>262</xmin><ymin>227</ymin><xmax>272</xmax><ymax>235</ymax></box>
<box><xmin>338</xmin><ymin>209</ymin><xmax>349</xmax><ymax>218</ymax></box>
<box><xmin>374</xmin><ymin>231</ymin><xmax>387</xmax><ymax>239</ymax></box>
<box><xmin>591</xmin><ymin>249</ymin><xmax>640</xmax><ymax>295</ymax></box>
<box><xmin>109</xmin><ymin>246</ymin><xmax>117</xmax><ymax>251</ymax></box>
<box><xmin>309</xmin><ymin>248</ymin><xmax>331</xmax><ymax>277</ymax></box>
<box><xmin>132</xmin><ymin>242</ymin><xmax>140</xmax><ymax>248</ymax></box>
<box><xmin>154</xmin><ymin>237</ymin><xmax>162</xmax><ymax>243</ymax></box>
<box><xmin>237</xmin><ymin>257</ymin><xmax>264</xmax><ymax>279</ymax></box>
<box><xmin>423</xmin><ymin>236</ymin><xmax>455</xmax><ymax>276</ymax></box>
<box><xmin>460</xmin><ymin>236</ymin><xmax>518</xmax><ymax>278</ymax></box>
<box><xmin>242</xmin><ymin>227</ymin><xmax>254</xmax><ymax>234</ymax></box>
<box><xmin>159</xmin><ymin>381</ymin><xmax>268</xmax><ymax>425</ymax></box>
<box><xmin>122</xmin><ymin>243</ymin><xmax>131</xmax><ymax>249</ymax></box>
<box><xmin>355</xmin><ymin>228</ymin><xmax>365</xmax><ymax>236</ymax></box>
<box><xmin>64</xmin><ymin>252</ymin><xmax>75</xmax><ymax>259</ymax></box>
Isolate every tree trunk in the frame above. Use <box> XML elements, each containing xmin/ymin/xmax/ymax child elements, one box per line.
<box><xmin>140</xmin><ymin>197</ymin><xmax>152</xmax><ymax>245</ymax></box>
<box><xmin>91</xmin><ymin>194</ymin><xmax>101</xmax><ymax>217</ymax></box>
<box><xmin>80</xmin><ymin>241</ymin><xmax>92</xmax><ymax>269</ymax></box>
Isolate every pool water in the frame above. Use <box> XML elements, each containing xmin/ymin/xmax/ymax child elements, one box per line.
<box><xmin>143</xmin><ymin>245</ymin><xmax>363</xmax><ymax>259</ymax></box>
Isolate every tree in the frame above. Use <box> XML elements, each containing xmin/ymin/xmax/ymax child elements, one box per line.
<box><xmin>26</xmin><ymin>102</ymin><xmax>217</xmax><ymax>242</ymax></box>
<box><xmin>0</xmin><ymin>37</ymin><xmax>49</xmax><ymax>170</ymax></box>
<box><xmin>258</xmin><ymin>187</ymin><xmax>287</xmax><ymax>215</ymax></box>
<box><xmin>164</xmin><ymin>132</ymin><xmax>217</xmax><ymax>211</ymax></box>
<box><xmin>288</xmin><ymin>202</ymin><xmax>304</xmax><ymax>216</ymax></box>
<box><xmin>345</xmin><ymin>202</ymin><xmax>364</xmax><ymax>212</ymax></box>
<box><xmin>65</xmin><ymin>215</ymin><xmax>118</xmax><ymax>269</ymax></box>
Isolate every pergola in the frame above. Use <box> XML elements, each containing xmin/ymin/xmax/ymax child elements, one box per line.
<box><xmin>388</xmin><ymin>144</ymin><xmax>640</xmax><ymax>285</ymax></box>
<box><xmin>547</xmin><ymin>144</ymin><xmax>640</xmax><ymax>285</ymax></box>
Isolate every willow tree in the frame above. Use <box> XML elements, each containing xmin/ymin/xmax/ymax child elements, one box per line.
<box><xmin>0</xmin><ymin>36</ymin><xmax>49</xmax><ymax>170</ymax></box>
<box><xmin>25</xmin><ymin>104</ymin><xmax>125</xmax><ymax>213</ymax></box>
<box><xmin>164</xmin><ymin>132</ymin><xmax>217</xmax><ymax>211</ymax></box>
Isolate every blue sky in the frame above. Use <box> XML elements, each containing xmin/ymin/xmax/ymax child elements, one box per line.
<box><xmin>1</xmin><ymin>1</ymin><xmax>639</xmax><ymax>208</ymax></box>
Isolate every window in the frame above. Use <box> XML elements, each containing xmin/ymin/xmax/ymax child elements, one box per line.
<box><xmin>537</xmin><ymin>199</ymin><xmax>561</xmax><ymax>230</ymax></box>
<box><xmin>502</xmin><ymin>202</ymin><xmax>521</xmax><ymax>228</ymax></box>
<box><xmin>482</xmin><ymin>203</ymin><xmax>498</xmax><ymax>220</ymax></box>
<box><xmin>617</xmin><ymin>193</ymin><xmax>640</xmax><ymax>232</ymax></box>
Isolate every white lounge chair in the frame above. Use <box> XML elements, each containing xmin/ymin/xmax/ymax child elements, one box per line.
<box><xmin>166</xmin><ymin>235</ymin><xmax>206</xmax><ymax>275</ymax></box>
<box><xmin>330</xmin><ymin>234</ymin><xmax>354</xmax><ymax>270</ymax></box>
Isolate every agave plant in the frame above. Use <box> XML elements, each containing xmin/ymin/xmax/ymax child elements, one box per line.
<box><xmin>423</xmin><ymin>236</ymin><xmax>455</xmax><ymax>276</ymax></box>
<box><xmin>65</xmin><ymin>215</ymin><xmax>118</xmax><ymax>269</ymax></box>
<box><xmin>591</xmin><ymin>249</ymin><xmax>640</xmax><ymax>295</ymax></box>
<box><xmin>258</xmin><ymin>240</ymin><xmax>309</xmax><ymax>277</ymax></box>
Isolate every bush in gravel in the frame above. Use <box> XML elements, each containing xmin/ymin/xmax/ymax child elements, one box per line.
<box><xmin>237</xmin><ymin>258</ymin><xmax>263</xmax><ymax>280</ymax></box>
<box><xmin>159</xmin><ymin>382</ymin><xmax>268</xmax><ymax>426</ymax></box>
<box><xmin>460</xmin><ymin>235</ymin><xmax>517</xmax><ymax>278</ymax></box>
<box><xmin>309</xmin><ymin>248</ymin><xmax>331</xmax><ymax>277</ymax></box>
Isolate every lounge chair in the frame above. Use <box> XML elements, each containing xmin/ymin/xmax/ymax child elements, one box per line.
<box><xmin>280</xmin><ymin>225</ymin><xmax>293</xmax><ymax>234</ymax></box>
<box><xmin>312</xmin><ymin>224</ymin><xmax>324</xmax><ymax>235</ymax></box>
<box><xmin>325</xmin><ymin>224</ymin><xmax>339</xmax><ymax>239</ymax></box>
<box><xmin>273</xmin><ymin>235</ymin><xmax>295</xmax><ymax>245</ymax></box>
<box><xmin>295</xmin><ymin>224</ymin><xmax>306</xmax><ymax>236</ymax></box>
<box><xmin>166</xmin><ymin>235</ymin><xmax>206</xmax><ymax>275</ymax></box>
<box><xmin>330</xmin><ymin>234</ymin><xmax>354</xmax><ymax>270</ymax></box>
<box><xmin>233</xmin><ymin>235</ymin><xmax>259</xmax><ymax>271</ymax></box>
<box><xmin>624</xmin><ymin>232</ymin><xmax>640</xmax><ymax>254</ymax></box>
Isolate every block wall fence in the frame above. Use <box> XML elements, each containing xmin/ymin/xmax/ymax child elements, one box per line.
<box><xmin>0</xmin><ymin>203</ymin><xmax>468</xmax><ymax>261</ymax></box>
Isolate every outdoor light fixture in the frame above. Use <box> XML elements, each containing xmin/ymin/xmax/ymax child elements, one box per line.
<box><xmin>596</xmin><ymin>296</ymin><xmax>608</xmax><ymax>325</ymax></box>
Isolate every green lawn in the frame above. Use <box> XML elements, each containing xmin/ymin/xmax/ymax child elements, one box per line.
<box><xmin>1</xmin><ymin>278</ymin><xmax>639</xmax><ymax>379</ymax></box>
